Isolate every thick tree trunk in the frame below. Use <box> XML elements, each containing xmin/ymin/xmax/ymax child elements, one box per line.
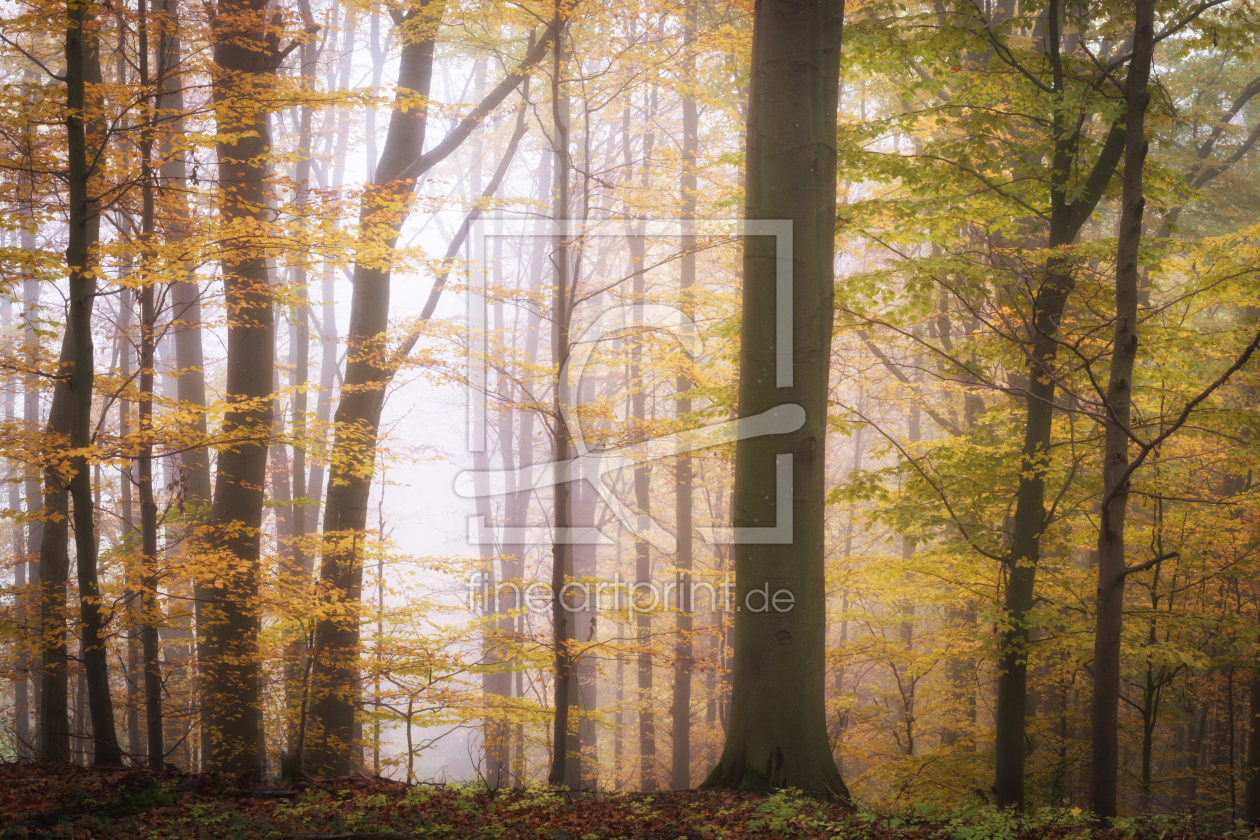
<box><xmin>1088</xmin><ymin>0</ymin><xmax>1154</xmax><ymax>818</ymax></box>
<box><xmin>702</xmin><ymin>0</ymin><xmax>849</xmax><ymax>800</ymax></box>
<box><xmin>64</xmin><ymin>0</ymin><xmax>121</xmax><ymax>765</ymax></box>
<box><xmin>671</xmin><ymin>4</ymin><xmax>698</xmax><ymax>791</ymax></box>
<box><xmin>202</xmin><ymin>0</ymin><xmax>279</xmax><ymax>777</ymax></box>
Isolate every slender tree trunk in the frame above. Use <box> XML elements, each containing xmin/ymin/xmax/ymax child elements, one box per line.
<box><xmin>5</xmin><ymin>299</ymin><xmax>30</xmax><ymax>759</ymax></box>
<box><xmin>202</xmin><ymin>0</ymin><xmax>279</xmax><ymax>777</ymax></box>
<box><xmin>304</xmin><ymin>8</ymin><xmax>355</xmax><ymax>544</ymax></box>
<box><xmin>546</xmin><ymin>3</ymin><xmax>577</xmax><ymax>786</ymax></box>
<box><xmin>485</xmin><ymin>225</ymin><xmax>518</xmax><ymax>789</ymax></box>
<box><xmin>702</xmin><ymin>0</ymin><xmax>849</xmax><ymax>800</ymax></box>
<box><xmin>306</xmin><ymin>8</ymin><xmax>548</xmax><ymax>775</ymax></box>
<box><xmin>671</xmin><ymin>3</ymin><xmax>698</xmax><ymax>790</ymax></box>
<box><xmin>628</xmin><ymin>83</ymin><xmax>659</xmax><ymax>795</ymax></box>
<box><xmin>894</xmin><ymin>401</ymin><xmax>920</xmax><ymax>756</ymax></box>
<box><xmin>833</xmin><ymin>425</ymin><xmax>861</xmax><ymax>771</ymax></box>
<box><xmin>138</xmin><ymin>279</ymin><xmax>164</xmax><ymax>768</ymax></box>
<box><xmin>119</xmin><ymin>295</ymin><xmax>143</xmax><ymax>762</ymax></box>
<box><xmin>568</xmin><ymin>380</ymin><xmax>597</xmax><ymax>789</ymax></box>
<box><xmin>137</xmin><ymin>1</ymin><xmax>166</xmax><ymax>768</ymax></box>
<box><xmin>284</xmin><ymin>25</ymin><xmax>314</xmax><ymax>752</ymax></box>
<box><xmin>64</xmin><ymin>0</ymin><xmax>121</xmax><ymax>765</ymax></box>
<box><xmin>1088</xmin><ymin>0</ymin><xmax>1154</xmax><ymax>816</ymax></box>
<box><xmin>509</xmin><ymin>150</ymin><xmax>550</xmax><ymax>789</ymax></box>
<box><xmin>154</xmin><ymin>0</ymin><xmax>211</xmax><ymax>769</ymax></box>
<box><xmin>22</xmin><ymin>271</ymin><xmax>42</xmax><ymax>756</ymax></box>
<box><xmin>992</xmin><ymin>0</ymin><xmax>1128</xmax><ymax>806</ymax></box>
<box><xmin>306</xmin><ymin>8</ymin><xmax>439</xmax><ymax>776</ymax></box>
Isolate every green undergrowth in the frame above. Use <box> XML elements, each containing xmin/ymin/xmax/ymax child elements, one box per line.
<box><xmin>1</xmin><ymin>763</ymin><xmax>1256</xmax><ymax>839</ymax></box>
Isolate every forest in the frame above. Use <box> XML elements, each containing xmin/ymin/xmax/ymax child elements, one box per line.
<box><xmin>2</xmin><ymin>0</ymin><xmax>1260</xmax><ymax>834</ymax></box>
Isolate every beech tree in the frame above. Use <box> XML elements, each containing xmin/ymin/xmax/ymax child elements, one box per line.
<box><xmin>703</xmin><ymin>0</ymin><xmax>850</xmax><ymax>800</ymax></box>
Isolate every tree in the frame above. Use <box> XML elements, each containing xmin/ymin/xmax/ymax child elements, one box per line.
<box><xmin>703</xmin><ymin>0</ymin><xmax>850</xmax><ymax>800</ymax></box>
<box><xmin>671</xmin><ymin>0</ymin><xmax>699</xmax><ymax>791</ymax></box>
<box><xmin>306</xmin><ymin>2</ymin><xmax>551</xmax><ymax>774</ymax></box>
<box><xmin>1087</xmin><ymin>0</ymin><xmax>1156</xmax><ymax>817</ymax></box>
<box><xmin>200</xmin><ymin>0</ymin><xmax>290</xmax><ymax>777</ymax></box>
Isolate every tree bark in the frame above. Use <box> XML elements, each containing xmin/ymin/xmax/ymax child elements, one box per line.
<box><xmin>546</xmin><ymin>1</ymin><xmax>576</xmax><ymax>786</ymax></box>
<box><xmin>137</xmin><ymin>0</ymin><xmax>166</xmax><ymax>768</ymax></box>
<box><xmin>283</xmin><ymin>8</ymin><xmax>316</xmax><ymax>757</ymax></box>
<box><xmin>65</xmin><ymin>0</ymin><xmax>121</xmax><ymax>765</ymax></box>
<box><xmin>702</xmin><ymin>0</ymin><xmax>849</xmax><ymax>800</ymax></box>
<box><xmin>671</xmin><ymin>4</ymin><xmax>698</xmax><ymax>789</ymax></box>
<box><xmin>5</xmin><ymin>299</ymin><xmax>31</xmax><ymax>759</ymax></box>
<box><xmin>306</xmin><ymin>5</ymin><xmax>550</xmax><ymax>774</ymax></box>
<box><xmin>138</xmin><ymin>280</ymin><xmax>164</xmax><ymax>768</ymax></box>
<box><xmin>992</xmin><ymin>0</ymin><xmax>1128</xmax><ymax>804</ymax></box>
<box><xmin>305</xmin><ymin>5</ymin><xmax>442</xmax><ymax>776</ymax></box>
<box><xmin>1088</xmin><ymin>0</ymin><xmax>1155</xmax><ymax>818</ymax></box>
<box><xmin>629</xmin><ymin>84</ymin><xmax>658</xmax><ymax>795</ymax></box>
<box><xmin>22</xmin><ymin>268</ymin><xmax>42</xmax><ymax>757</ymax></box>
<box><xmin>153</xmin><ymin>0</ymin><xmax>212</xmax><ymax>770</ymax></box>
<box><xmin>201</xmin><ymin>0</ymin><xmax>280</xmax><ymax>777</ymax></box>
<box><xmin>118</xmin><ymin>295</ymin><xmax>143</xmax><ymax>762</ymax></box>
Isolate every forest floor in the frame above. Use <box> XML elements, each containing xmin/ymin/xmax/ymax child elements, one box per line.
<box><xmin>0</xmin><ymin>761</ymin><xmax>1251</xmax><ymax>839</ymax></box>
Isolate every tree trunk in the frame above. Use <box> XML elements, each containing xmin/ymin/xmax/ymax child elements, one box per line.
<box><xmin>509</xmin><ymin>150</ymin><xmax>551</xmax><ymax>789</ymax></box>
<box><xmin>38</xmin><ymin>320</ymin><xmax>73</xmax><ymax>763</ymax></box>
<box><xmin>1088</xmin><ymin>0</ymin><xmax>1154</xmax><ymax>816</ymax></box>
<box><xmin>137</xmin><ymin>1</ymin><xmax>166</xmax><ymax>768</ymax></box>
<box><xmin>671</xmin><ymin>3</ymin><xmax>698</xmax><ymax>791</ymax></box>
<box><xmin>702</xmin><ymin>0</ymin><xmax>849</xmax><ymax>800</ymax></box>
<box><xmin>153</xmin><ymin>0</ymin><xmax>212</xmax><ymax>771</ymax></box>
<box><xmin>201</xmin><ymin>0</ymin><xmax>279</xmax><ymax>777</ymax></box>
<box><xmin>64</xmin><ymin>0</ymin><xmax>121</xmax><ymax>765</ymax></box>
<box><xmin>991</xmin><ymin>0</ymin><xmax>1129</xmax><ymax>807</ymax></box>
<box><xmin>629</xmin><ymin>84</ymin><xmax>659</xmax><ymax>796</ymax></box>
<box><xmin>22</xmin><ymin>270</ymin><xmax>42</xmax><ymax>758</ymax></box>
<box><xmin>283</xmin><ymin>21</ymin><xmax>315</xmax><ymax>755</ymax></box>
<box><xmin>306</xmin><ymin>7</ymin><xmax>548</xmax><ymax>775</ymax></box>
<box><xmin>546</xmin><ymin>3</ymin><xmax>577</xmax><ymax>786</ymax></box>
<box><xmin>834</xmin><ymin>424</ymin><xmax>862</xmax><ymax>772</ymax></box>
<box><xmin>1246</xmin><ymin>666</ymin><xmax>1260</xmax><ymax>823</ymax></box>
<box><xmin>138</xmin><ymin>279</ymin><xmax>164</xmax><ymax>768</ymax></box>
<box><xmin>119</xmin><ymin>295</ymin><xmax>143</xmax><ymax>762</ymax></box>
<box><xmin>305</xmin><ymin>7</ymin><xmax>439</xmax><ymax>776</ymax></box>
<box><xmin>5</xmin><ymin>299</ymin><xmax>31</xmax><ymax>759</ymax></box>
